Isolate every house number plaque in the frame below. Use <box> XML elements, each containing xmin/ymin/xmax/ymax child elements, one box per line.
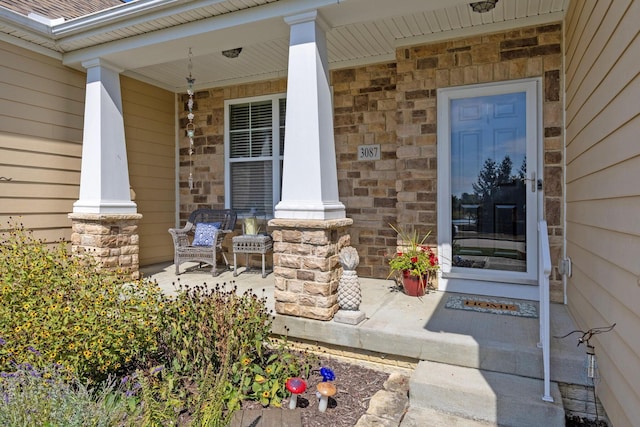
<box><xmin>357</xmin><ymin>144</ymin><xmax>380</xmax><ymax>161</ymax></box>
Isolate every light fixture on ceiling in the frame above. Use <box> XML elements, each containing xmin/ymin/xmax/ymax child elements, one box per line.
<box><xmin>222</xmin><ymin>47</ymin><xmax>242</xmax><ymax>58</ymax></box>
<box><xmin>469</xmin><ymin>0</ymin><xmax>498</xmax><ymax>13</ymax></box>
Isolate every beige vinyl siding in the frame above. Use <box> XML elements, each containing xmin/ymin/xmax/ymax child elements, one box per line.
<box><xmin>0</xmin><ymin>40</ymin><xmax>84</xmax><ymax>243</ymax></box>
<box><xmin>121</xmin><ymin>77</ymin><xmax>175</xmax><ymax>266</ymax></box>
<box><xmin>0</xmin><ymin>41</ymin><xmax>176</xmax><ymax>264</ymax></box>
<box><xmin>564</xmin><ymin>1</ymin><xmax>640</xmax><ymax>426</ymax></box>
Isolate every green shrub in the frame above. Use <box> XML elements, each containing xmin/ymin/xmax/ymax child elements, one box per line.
<box><xmin>0</xmin><ymin>220</ymin><xmax>163</xmax><ymax>381</ymax></box>
<box><xmin>0</xmin><ymin>221</ymin><xmax>316</xmax><ymax>425</ymax></box>
<box><xmin>156</xmin><ymin>283</ymin><xmax>314</xmax><ymax>414</ymax></box>
<box><xmin>0</xmin><ymin>355</ymin><xmax>140</xmax><ymax>426</ymax></box>
<box><xmin>157</xmin><ymin>283</ymin><xmax>271</xmax><ymax>377</ymax></box>
<box><xmin>189</xmin><ymin>359</ymin><xmax>234</xmax><ymax>427</ymax></box>
<box><xmin>227</xmin><ymin>339</ymin><xmax>314</xmax><ymax>408</ymax></box>
<box><xmin>133</xmin><ymin>365</ymin><xmax>187</xmax><ymax>426</ymax></box>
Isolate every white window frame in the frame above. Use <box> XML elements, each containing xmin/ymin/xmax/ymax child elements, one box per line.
<box><xmin>224</xmin><ymin>93</ymin><xmax>285</xmax><ymax>217</ymax></box>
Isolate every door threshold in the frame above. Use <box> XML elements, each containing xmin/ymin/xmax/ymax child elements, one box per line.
<box><xmin>439</xmin><ymin>277</ymin><xmax>539</xmax><ymax>301</ymax></box>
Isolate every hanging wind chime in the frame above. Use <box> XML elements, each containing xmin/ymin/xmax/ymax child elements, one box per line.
<box><xmin>186</xmin><ymin>48</ymin><xmax>196</xmax><ymax>190</ymax></box>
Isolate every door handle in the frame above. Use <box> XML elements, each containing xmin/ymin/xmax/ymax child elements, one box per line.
<box><xmin>521</xmin><ymin>172</ymin><xmax>542</xmax><ymax>192</ymax></box>
<box><xmin>530</xmin><ymin>172</ymin><xmax>536</xmax><ymax>192</ymax></box>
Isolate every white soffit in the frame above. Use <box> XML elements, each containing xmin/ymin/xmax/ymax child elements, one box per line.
<box><xmin>0</xmin><ymin>0</ymin><xmax>569</xmax><ymax>91</ymax></box>
<box><xmin>138</xmin><ymin>0</ymin><xmax>567</xmax><ymax>91</ymax></box>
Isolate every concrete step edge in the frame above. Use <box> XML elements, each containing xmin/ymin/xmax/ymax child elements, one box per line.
<box><xmin>409</xmin><ymin>361</ymin><xmax>565</xmax><ymax>427</ymax></box>
<box><xmin>400</xmin><ymin>407</ymin><xmax>496</xmax><ymax>427</ymax></box>
<box><xmin>273</xmin><ymin>315</ymin><xmax>590</xmax><ymax>386</ymax></box>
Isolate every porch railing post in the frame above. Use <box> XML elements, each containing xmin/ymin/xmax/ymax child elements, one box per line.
<box><xmin>537</xmin><ymin>220</ymin><xmax>553</xmax><ymax>402</ymax></box>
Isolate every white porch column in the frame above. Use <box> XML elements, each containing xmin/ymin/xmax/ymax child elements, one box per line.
<box><xmin>73</xmin><ymin>58</ymin><xmax>136</xmax><ymax>214</ymax></box>
<box><xmin>275</xmin><ymin>10</ymin><xmax>345</xmax><ymax>220</ymax></box>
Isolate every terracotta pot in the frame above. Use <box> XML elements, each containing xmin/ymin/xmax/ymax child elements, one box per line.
<box><xmin>401</xmin><ymin>270</ymin><xmax>428</xmax><ymax>297</ymax></box>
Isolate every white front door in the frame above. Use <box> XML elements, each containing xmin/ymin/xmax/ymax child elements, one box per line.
<box><xmin>437</xmin><ymin>79</ymin><xmax>543</xmax><ymax>300</ymax></box>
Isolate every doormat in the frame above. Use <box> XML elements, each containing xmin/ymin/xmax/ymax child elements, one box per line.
<box><xmin>444</xmin><ymin>295</ymin><xmax>538</xmax><ymax>318</ymax></box>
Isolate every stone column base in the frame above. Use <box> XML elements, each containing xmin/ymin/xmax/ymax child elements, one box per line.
<box><xmin>268</xmin><ymin>218</ymin><xmax>353</xmax><ymax>321</ymax></box>
<box><xmin>68</xmin><ymin>213</ymin><xmax>143</xmax><ymax>280</ymax></box>
<box><xmin>334</xmin><ymin>309</ymin><xmax>366</xmax><ymax>325</ymax></box>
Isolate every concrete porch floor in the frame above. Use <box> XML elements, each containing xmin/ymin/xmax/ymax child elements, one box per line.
<box><xmin>140</xmin><ymin>261</ymin><xmax>589</xmax><ymax>389</ymax></box>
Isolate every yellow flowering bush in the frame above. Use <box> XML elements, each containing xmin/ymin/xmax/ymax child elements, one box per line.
<box><xmin>0</xmin><ymin>221</ymin><xmax>316</xmax><ymax>424</ymax></box>
<box><xmin>0</xmin><ymin>220</ymin><xmax>163</xmax><ymax>381</ymax></box>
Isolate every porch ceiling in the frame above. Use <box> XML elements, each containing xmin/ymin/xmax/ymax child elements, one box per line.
<box><xmin>0</xmin><ymin>0</ymin><xmax>568</xmax><ymax>92</ymax></box>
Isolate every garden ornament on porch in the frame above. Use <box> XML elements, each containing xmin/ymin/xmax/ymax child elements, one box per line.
<box><xmin>185</xmin><ymin>47</ymin><xmax>196</xmax><ymax>190</ymax></box>
<box><xmin>315</xmin><ymin>366</ymin><xmax>336</xmax><ymax>412</ymax></box>
<box><xmin>285</xmin><ymin>377</ymin><xmax>307</xmax><ymax>409</ymax></box>
<box><xmin>316</xmin><ymin>382</ymin><xmax>337</xmax><ymax>413</ymax></box>
<box><xmin>334</xmin><ymin>246</ymin><xmax>366</xmax><ymax>325</ymax></box>
<box><xmin>319</xmin><ymin>366</ymin><xmax>335</xmax><ymax>382</ymax></box>
<box><xmin>388</xmin><ymin>224</ymin><xmax>439</xmax><ymax>297</ymax></box>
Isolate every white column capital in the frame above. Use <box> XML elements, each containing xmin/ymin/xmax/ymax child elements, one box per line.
<box><xmin>81</xmin><ymin>58</ymin><xmax>124</xmax><ymax>73</ymax></box>
<box><xmin>284</xmin><ymin>10</ymin><xmax>329</xmax><ymax>31</ymax></box>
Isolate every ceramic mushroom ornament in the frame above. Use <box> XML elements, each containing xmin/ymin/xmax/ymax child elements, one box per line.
<box><xmin>319</xmin><ymin>366</ymin><xmax>335</xmax><ymax>382</ymax></box>
<box><xmin>316</xmin><ymin>381</ymin><xmax>337</xmax><ymax>413</ymax></box>
<box><xmin>285</xmin><ymin>377</ymin><xmax>307</xmax><ymax>409</ymax></box>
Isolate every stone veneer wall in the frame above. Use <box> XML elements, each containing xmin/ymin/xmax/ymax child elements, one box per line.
<box><xmin>270</xmin><ymin>218</ymin><xmax>352</xmax><ymax>320</ymax></box>
<box><xmin>178</xmin><ymin>23</ymin><xmax>564</xmax><ymax>301</ymax></box>
<box><xmin>333</xmin><ymin>63</ymin><xmax>399</xmax><ymax>279</ymax></box>
<box><xmin>68</xmin><ymin>213</ymin><xmax>143</xmax><ymax>279</ymax></box>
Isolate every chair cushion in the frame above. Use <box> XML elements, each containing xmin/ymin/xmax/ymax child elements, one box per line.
<box><xmin>192</xmin><ymin>222</ymin><xmax>221</xmax><ymax>246</ymax></box>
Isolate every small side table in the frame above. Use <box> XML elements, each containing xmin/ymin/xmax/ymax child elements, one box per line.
<box><xmin>232</xmin><ymin>234</ymin><xmax>273</xmax><ymax>278</ymax></box>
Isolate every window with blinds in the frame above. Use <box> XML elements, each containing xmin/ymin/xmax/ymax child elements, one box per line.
<box><xmin>225</xmin><ymin>95</ymin><xmax>286</xmax><ymax>216</ymax></box>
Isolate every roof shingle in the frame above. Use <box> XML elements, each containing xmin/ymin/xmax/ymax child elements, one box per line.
<box><xmin>0</xmin><ymin>0</ymin><xmax>125</xmax><ymax>21</ymax></box>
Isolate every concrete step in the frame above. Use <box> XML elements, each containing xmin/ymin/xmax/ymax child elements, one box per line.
<box><xmin>409</xmin><ymin>361</ymin><xmax>565</xmax><ymax>427</ymax></box>
<box><xmin>269</xmin><ymin>286</ymin><xmax>589</xmax><ymax>388</ymax></box>
<box><xmin>400</xmin><ymin>407</ymin><xmax>495</xmax><ymax>427</ymax></box>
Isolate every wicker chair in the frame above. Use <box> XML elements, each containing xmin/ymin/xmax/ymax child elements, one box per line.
<box><xmin>168</xmin><ymin>208</ymin><xmax>237</xmax><ymax>276</ymax></box>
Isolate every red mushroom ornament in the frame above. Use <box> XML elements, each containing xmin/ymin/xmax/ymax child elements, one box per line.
<box><xmin>285</xmin><ymin>377</ymin><xmax>307</xmax><ymax>409</ymax></box>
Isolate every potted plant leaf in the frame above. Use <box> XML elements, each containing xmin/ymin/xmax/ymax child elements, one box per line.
<box><xmin>387</xmin><ymin>224</ymin><xmax>439</xmax><ymax>296</ymax></box>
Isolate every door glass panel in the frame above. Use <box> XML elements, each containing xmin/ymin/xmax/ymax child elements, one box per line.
<box><xmin>450</xmin><ymin>92</ymin><xmax>527</xmax><ymax>272</ymax></box>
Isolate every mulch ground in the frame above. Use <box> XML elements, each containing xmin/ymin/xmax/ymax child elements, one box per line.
<box><xmin>565</xmin><ymin>415</ymin><xmax>609</xmax><ymax>426</ymax></box>
<box><xmin>241</xmin><ymin>355</ymin><xmax>390</xmax><ymax>427</ymax></box>
<box><xmin>240</xmin><ymin>355</ymin><xmax>611</xmax><ymax>427</ymax></box>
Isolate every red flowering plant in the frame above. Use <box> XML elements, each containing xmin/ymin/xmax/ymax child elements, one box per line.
<box><xmin>387</xmin><ymin>224</ymin><xmax>440</xmax><ymax>279</ymax></box>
